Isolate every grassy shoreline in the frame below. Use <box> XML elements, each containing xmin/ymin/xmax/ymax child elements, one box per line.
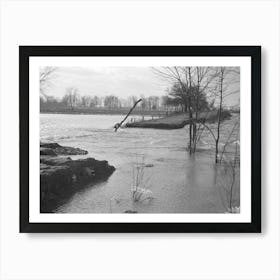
<box><xmin>126</xmin><ymin>111</ymin><xmax>232</xmax><ymax>129</ymax></box>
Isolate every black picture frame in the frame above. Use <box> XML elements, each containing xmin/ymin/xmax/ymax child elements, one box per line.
<box><xmin>20</xmin><ymin>46</ymin><xmax>261</xmax><ymax>233</ymax></box>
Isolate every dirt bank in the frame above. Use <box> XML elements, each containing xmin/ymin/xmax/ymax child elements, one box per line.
<box><xmin>40</xmin><ymin>142</ymin><xmax>115</xmax><ymax>212</ymax></box>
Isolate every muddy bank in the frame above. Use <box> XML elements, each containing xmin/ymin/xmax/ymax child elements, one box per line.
<box><xmin>40</xmin><ymin>142</ymin><xmax>115</xmax><ymax>212</ymax></box>
<box><xmin>125</xmin><ymin>111</ymin><xmax>231</xmax><ymax>129</ymax></box>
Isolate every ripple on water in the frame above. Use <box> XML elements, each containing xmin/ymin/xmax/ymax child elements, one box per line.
<box><xmin>41</xmin><ymin>113</ymin><xmax>240</xmax><ymax>213</ymax></box>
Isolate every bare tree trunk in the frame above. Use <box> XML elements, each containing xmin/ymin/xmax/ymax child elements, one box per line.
<box><xmin>192</xmin><ymin>67</ymin><xmax>200</xmax><ymax>152</ymax></box>
<box><xmin>229</xmin><ymin>142</ymin><xmax>238</xmax><ymax>210</ymax></box>
<box><xmin>215</xmin><ymin>140</ymin><xmax>219</xmax><ymax>163</ymax></box>
<box><xmin>189</xmin><ymin>119</ymin><xmax>192</xmax><ymax>152</ymax></box>
<box><xmin>188</xmin><ymin>67</ymin><xmax>193</xmax><ymax>154</ymax></box>
<box><xmin>215</xmin><ymin>67</ymin><xmax>224</xmax><ymax>163</ymax></box>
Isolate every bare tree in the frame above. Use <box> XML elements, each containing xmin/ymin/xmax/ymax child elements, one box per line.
<box><xmin>153</xmin><ymin>67</ymin><xmax>193</xmax><ymax>152</ymax></box>
<box><xmin>214</xmin><ymin>67</ymin><xmax>225</xmax><ymax>162</ymax></box>
<box><xmin>89</xmin><ymin>96</ymin><xmax>101</xmax><ymax>108</ymax></box>
<box><xmin>80</xmin><ymin>95</ymin><xmax>92</xmax><ymax>107</ymax></box>
<box><xmin>196</xmin><ymin>67</ymin><xmax>240</xmax><ymax>162</ymax></box>
<box><xmin>212</xmin><ymin>67</ymin><xmax>240</xmax><ymax>162</ymax></box>
<box><xmin>62</xmin><ymin>87</ymin><xmax>80</xmax><ymax>110</ymax></box>
<box><xmin>153</xmin><ymin>66</ymin><xmax>217</xmax><ymax>153</ymax></box>
<box><xmin>153</xmin><ymin>66</ymin><xmax>239</xmax><ymax>160</ymax></box>
<box><xmin>39</xmin><ymin>67</ymin><xmax>57</xmax><ymax>98</ymax></box>
<box><xmin>104</xmin><ymin>95</ymin><xmax>121</xmax><ymax>109</ymax></box>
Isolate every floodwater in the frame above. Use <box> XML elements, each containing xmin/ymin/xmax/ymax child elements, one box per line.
<box><xmin>40</xmin><ymin>113</ymin><xmax>240</xmax><ymax>213</ymax></box>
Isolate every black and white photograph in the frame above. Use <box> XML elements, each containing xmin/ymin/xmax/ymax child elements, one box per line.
<box><xmin>19</xmin><ymin>46</ymin><xmax>260</xmax><ymax>232</ymax></box>
<box><xmin>39</xmin><ymin>65</ymin><xmax>241</xmax><ymax>214</ymax></box>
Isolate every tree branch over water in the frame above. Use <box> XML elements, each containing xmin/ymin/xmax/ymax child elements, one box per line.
<box><xmin>114</xmin><ymin>99</ymin><xmax>142</xmax><ymax>131</ymax></box>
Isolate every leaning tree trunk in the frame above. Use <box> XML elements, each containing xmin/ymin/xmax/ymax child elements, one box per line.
<box><xmin>114</xmin><ymin>99</ymin><xmax>142</xmax><ymax>131</ymax></box>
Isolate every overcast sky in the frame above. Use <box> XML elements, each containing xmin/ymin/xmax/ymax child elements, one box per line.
<box><xmin>44</xmin><ymin>67</ymin><xmax>239</xmax><ymax>106</ymax></box>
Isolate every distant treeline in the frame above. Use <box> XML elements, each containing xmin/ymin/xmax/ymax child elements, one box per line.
<box><xmin>41</xmin><ymin>90</ymin><xmax>185</xmax><ymax>113</ymax></box>
<box><xmin>40</xmin><ymin>88</ymin><xmax>239</xmax><ymax>114</ymax></box>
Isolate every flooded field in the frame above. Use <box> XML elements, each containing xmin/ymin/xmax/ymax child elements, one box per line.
<box><xmin>40</xmin><ymin>113</ymin><xmax>240</xmax><ymax>213</ymax></box>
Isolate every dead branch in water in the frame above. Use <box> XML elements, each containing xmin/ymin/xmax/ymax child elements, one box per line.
<box><xmin>114</xmin><ymin>99</ymin><xmax>142</xmax><ymax>131</ymax></box>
